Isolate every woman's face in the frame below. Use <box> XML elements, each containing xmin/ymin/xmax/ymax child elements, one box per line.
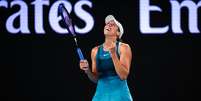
<box><xmin>104</xmin><ymin>20</ymin><xmax>119</xmax><ymax>37</ymax></box>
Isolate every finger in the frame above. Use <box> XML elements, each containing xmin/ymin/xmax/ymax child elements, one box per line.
<box><xmin>84</xmin><ymin>59</ymin><xmax>88</xmax><ymax>63</ymax></box>
<box><xmin>80</xmin><ymin>62</ymin><xmax>88</xmax><ymax>68</ymax></box>
<box><xmin>80</xmin><ymin>59</ymin><xmax>86</xmax><ymax>62</ymax></box>
<box><xmin>80</xmin><ymin>60</ymin><xmax>84</xmax><ymax>63</ymax></box>
<box><xmin>80</xmin><ymin>62</ymin><xmax>85</xmax><ymax>67</ymax></box>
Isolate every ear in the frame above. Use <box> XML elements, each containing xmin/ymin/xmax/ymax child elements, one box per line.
<box><xmin>116</xmin><ymin>31</ymin><xmax>120</xmax><ymax>38</ymax></box>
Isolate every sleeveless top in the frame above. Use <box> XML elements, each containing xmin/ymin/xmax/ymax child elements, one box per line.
<box><xmin>92</xmin><ymin>41</ymin><xmax>133</xmax><ymax>101</ymax></box>
<box><xmin>96</xmin><ymin>41</ymin><xmax>120</xmax><ymax>78</ymax></box>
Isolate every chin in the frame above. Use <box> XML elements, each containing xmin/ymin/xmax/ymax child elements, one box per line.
<box><xmin>104</xmin><ymin>31</ymin><xmax>108</xmax><ymax>35</ymax></box>
<box><xmin>104</xmin><ymin>32</ymin><xmax>110</xmax><ymax>36</ymax></box>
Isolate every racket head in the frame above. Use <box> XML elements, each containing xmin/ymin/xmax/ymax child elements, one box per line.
<box><xmin>59</xmin><ymin>4</ymin><xmax>76</xmax><ymax>36</ymax></box>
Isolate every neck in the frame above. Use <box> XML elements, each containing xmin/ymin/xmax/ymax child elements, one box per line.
<box><xmin>104</xmin><ymin>36</ymin><xmax>117</xmax><ymax>47</ymax></box>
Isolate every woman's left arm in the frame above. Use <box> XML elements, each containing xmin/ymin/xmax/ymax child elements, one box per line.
<box><xmin>110</xmin><ymin>43</ymin><xmax>132</xmax><ymax>80</ymax></box>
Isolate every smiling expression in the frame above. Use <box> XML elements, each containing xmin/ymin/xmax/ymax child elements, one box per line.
<box><xmin>104</xmin><ymin>20</ymin><xmax>119</xmax><ymax>38</ymax></box>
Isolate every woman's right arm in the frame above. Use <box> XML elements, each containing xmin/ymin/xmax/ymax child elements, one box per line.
<box><xmin>80</xmin><ymin>46</ymin><xmax>98</xmax><ymax>83</ymax></box>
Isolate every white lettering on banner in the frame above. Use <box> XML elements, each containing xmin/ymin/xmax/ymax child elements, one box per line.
<box><xmin>31</xmin><ymin>0</ymin><xmax>49</xmax><ymax>34</ymax></box>
<box><xmin>140</xmin><ymin>0</ymin><xmax>169</xmax><ymax>34</ymax></box>
<box><xmin>1</xmin><ymin>0</ymin><xmax>201</xmax><ymax>35</ymax></box>
<box><xmin>5</xmin><ymin>0</ymin><xmax>30</xmax><ymax>34</ymax></box>
<box><xmin>0</xmin><ymin>0</ymin><xmax>7</xmax><ymax>8</ymax></box>
<box><xmin>140</xmin><ymin>0</ymin><xmax>201</xmax><ymax>34</ymax></box>
<box><xmin>0</xmin><ymin>0</ymin><xmax>94</xmax><ymax>34</ymax></box>
<box><xmin>170</xmin><ymin>0</ymin><xmax>201</xmax><ymax>34</ymax></box>
<box><xmin>74</xmin><ymin>0</ymin><xmax>94</xmax><ymax>34</ymax></box>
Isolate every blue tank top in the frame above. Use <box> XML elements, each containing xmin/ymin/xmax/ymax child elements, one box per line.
<box><xmin>96</xmin><ymin>42</ymin><xmax>120</xmax><ymax>78</ymax></box>
<box><xmin>93</xmin><ymin>41</ymin><xmax>133</xmax><ymax>101</ymax></box>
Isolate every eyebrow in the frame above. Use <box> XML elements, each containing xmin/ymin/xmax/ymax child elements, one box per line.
<box><xmin>106</xmin><ymin>22</ymin><xmax>115</xmax><ymax>24</ymax></box>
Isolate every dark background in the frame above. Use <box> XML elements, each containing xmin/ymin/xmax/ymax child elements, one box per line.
<box><xmin>0</xmin><ymin>0</ymin><xmax>199</xmax><ymax>101</ymax></box>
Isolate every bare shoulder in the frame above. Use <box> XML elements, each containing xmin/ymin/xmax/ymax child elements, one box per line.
<box><xmin>91</xmin><ymin>46</ymin><xmax>99</xmax><ymax>58</ymax></box>
<box><xmin>120</xmin><ymin>42</ymin><xmax>131</xmax><ymax>51</ymax></box>
<box><xmin>119</xmin><ymin>42</ymin><xmax>132</xmax><ymax>59</ymax></box>
<box><xmin>91</xmin><ymin>46</ymin><xmax>99</xmax><ymax>53</ymax></box>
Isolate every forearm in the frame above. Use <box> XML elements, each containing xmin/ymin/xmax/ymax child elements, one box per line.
<box><xmin>110</xmin><ymin>52</ymin><xmax>129</xmax><ymax>80</ymax></box>
<box><xmin>85</xmin><ymin>68</ymin><xmax>98</xmax><ymax>83</ymax></box>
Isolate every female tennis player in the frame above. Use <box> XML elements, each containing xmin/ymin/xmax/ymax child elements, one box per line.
<box><xmin>80</xmin><ymin>15</ymin><xmax>133</xmax><ymax>101</ymax></box>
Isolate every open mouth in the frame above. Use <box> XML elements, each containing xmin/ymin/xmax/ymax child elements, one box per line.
<box><xmin>106</xmin><ymin>28</ymin><xmax>111</xmax><ymax>31</ymax></box>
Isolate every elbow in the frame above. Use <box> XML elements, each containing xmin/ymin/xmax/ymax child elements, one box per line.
<box><xmin>92</xmin><ymin>79</ymin><xmax>97</xmax><ymax>84</ymax></box>
<box><xmin>92</xmin><ymin>75</ymin><xmax>98</xmax><ymax>83</ymax></box>
<box><xmin>117</xmin><ymin>66</ymin><xmax>130</xmax><ymax>80</ymax></box>
<box><xmin>120</xmin><ymin>76</ymin><xmax>127</xmax><ymax>80</ymax></box>
<box><xmin>92</xmin><ymin>77</ymin><xmax>98</xmax><ymax>83</ymax></box>
<box><xmin>119</xmin><ymin>75</ymin><xmax>128</xmax><ymax>80</ymax></box>
<box><xmin>119</xmin><ymin>68</ymin><xmax>130</xmax><ymax>80</ymax></box>
<box><xmin>120</xmin><ymin>68</ymin><xmax>130</xmax><ymax>80</ymax></box>
<box><xmin>120</xmin><ymin>77</ymin><xmax>127</xmax><ymax>80</ymax></box>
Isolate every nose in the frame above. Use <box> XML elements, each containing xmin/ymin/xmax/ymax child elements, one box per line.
<box><xmin>106</xmin><ymin>23</ymin><xmax>112</xmax><ymax>27</ymax></box>
<box><xmin>108</xmin><ymin>24</ymin><xmax>113</xmax><ymax>27</ymax></box>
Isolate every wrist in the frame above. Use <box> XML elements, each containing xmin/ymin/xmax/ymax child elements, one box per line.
<box><xmin>84</xmin><ymin>68</ymin><xmax>90</xmax><ymax>74</ymax></box>
<box><xmin>110</xmin><ymin>51</ymin><xmax>116</xmax><ymax>57</ymax></box>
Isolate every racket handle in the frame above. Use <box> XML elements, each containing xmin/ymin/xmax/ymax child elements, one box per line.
<box><xmin>77</xmin><ymin>48</ymin><xmax>84</xmax><ymax>60</ymax></box>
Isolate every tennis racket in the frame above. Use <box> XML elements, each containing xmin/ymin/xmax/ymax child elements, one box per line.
<box><xmin>58</xmin><ymin>4</ymin><xmax>85</xmax><ymax>60</ymax></box>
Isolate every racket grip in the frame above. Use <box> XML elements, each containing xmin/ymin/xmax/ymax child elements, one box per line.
<box><xmin>77</xmin><ymin>48</ymin><xmax>84</xmax><ymax>60</ymax></box>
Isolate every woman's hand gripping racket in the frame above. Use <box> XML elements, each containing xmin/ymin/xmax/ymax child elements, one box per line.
<box><xmin>58</xmin><ymin>4</ymin><xmax>85</xmax><ymax>60</ymax></box>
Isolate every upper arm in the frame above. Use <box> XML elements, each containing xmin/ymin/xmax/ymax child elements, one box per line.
<box><xmin>119</xmin><ymin>43</ymin><xmax>132</xmax><ymax>73</ymax></box>
<box><xmin>91</xmin><ymin>46</ymin><xmax>98</xmax><ymax>76</ymax></box>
